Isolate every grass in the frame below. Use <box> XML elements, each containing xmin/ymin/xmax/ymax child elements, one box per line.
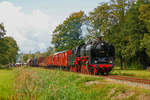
<box><xmin>111</xmin><ymin>69</ymin><xmax>150</xmax><ymax>80</ymax></box>
<box><xmin>0</xmin><ymin>67</ymin><xmax>150</xmax><ymax>100</ymax></box>
<box><xmin>0</xmin><ymin>69</ymin><xmax>14</xmax><ymax>98</ymax></box>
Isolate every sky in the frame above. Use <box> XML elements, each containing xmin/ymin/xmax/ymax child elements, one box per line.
<box><xmin>0</xmin><ymin>0</ymin><xmax>109</xmax><ymax>53</ymax></box>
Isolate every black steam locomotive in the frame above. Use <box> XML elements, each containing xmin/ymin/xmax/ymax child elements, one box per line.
<box><xmin>68</xmin><ymin>37</ymin><xmax>115</xmax><ymax>75</ymax></box>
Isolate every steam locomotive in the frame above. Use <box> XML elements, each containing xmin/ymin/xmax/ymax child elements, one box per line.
<box><xmin>29</xmin><ymin>37</ymin><xmax>115</xmax><ymax>75</ymax></box>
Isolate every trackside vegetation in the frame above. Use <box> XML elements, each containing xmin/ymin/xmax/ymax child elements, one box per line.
<box><xmin>0</xmin><ymin>67</ymin><xmax>150</xmax><ymax>100</ymax></box>
<box><xmin>111</xmin><ymin>69</ymin><xmax>150</xmax><ymax>80</ymax></box>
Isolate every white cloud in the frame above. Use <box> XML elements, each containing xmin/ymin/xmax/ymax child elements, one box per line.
<box><xmin>0</xmin><ymin>1</ymin><xmax>55</xmax><ymax>53</ymax></box>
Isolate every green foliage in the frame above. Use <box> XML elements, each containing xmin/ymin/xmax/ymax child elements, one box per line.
<box><xmin>52</xmin><ymin>11</ymin><xmax>85</xmax><ymax>52</ymax></box>
<box><xmin>23</xmin><ymin>53</ymin><xmax>37</xmax><ymax>63</ymax></box>
<box><xmin>139</xmin><ymin>2</ymin><xmax>150</xmax><ymax>57</ymax></box>
<box><xmin>88</xmin><ymin>0</ymin><xmax>130</xmax><ymax>39</ymax></box>
<box><xmin>22</xmin><ymin>47</ymin><xmax>55</xmax><ymax>62</ymax></box>
<box><xmin>88</xmin><ymin>3</ymin><xmax>112</xmax><ymax>38</ymax></box>
<box><xmin>139</xmin><ymin>3</ymin><xmax>150</xmax><ymax>32</ymax></box>
<box><xmin>22</xmin><ymin>54</ymin><xmax>29</xmax><ymax>63</ymax></box>
<box><xmin>0</xmin><ymin>37</ymin><xmax>19</xmax><ymax>65</ymax></box>
<box><xmin>0</xmin><ymin>23</ymin><xmax>6</xmax><ymax>39</ymax></box>
<box><xmin>116</xmin><ymin>1</ymin><xmax>148</xmax><ymax>67</ymax></box>
<box><xmin>140</xmin><ymin>34</ymin><xmax>150</xmax><ymax>56</ymax></box>
<box><xmin>41</xmin><ymin>46</ymin><xmax>55</xmax><ymax>57</ymax></box>
<box><xmin>109</xmin><ymin>0</ymin><xmax>146</xmax><ymax>68</ymax></box>
<box><xmin>0</xmin><ymin>64</ymin><xmax>9</xmax><ymax>69</ymax></box>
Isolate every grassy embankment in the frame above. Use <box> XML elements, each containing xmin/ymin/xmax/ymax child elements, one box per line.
<box><xmin>0</xmin><ymin>67</ymin><xmax>150</xmax><ymax>100</ymax></box>
<box><xmin>111</xmin><ymin>67</ymin><xmax>150</xmax><ymax>80</ymax></box>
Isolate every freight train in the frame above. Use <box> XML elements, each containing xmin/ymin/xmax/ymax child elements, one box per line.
<box><xmin>29</xmin><ymin>37</ymin><xmax>115</xmax><ymax>75</ymax></box>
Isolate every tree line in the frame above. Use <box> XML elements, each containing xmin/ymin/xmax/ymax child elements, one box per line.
<box><xmin>0</xmin><ymin>23</ymin><xmax>19</xmax><ymax>68</ymax></box>
<box><xmin>52</xmin><ymin>0</ymin><xmax>150</xmax><ymax>69</ymax></box>
<box><xmin>22</xmin><ymin>47</ymin><xmax>55</xmax><ymax>63</ymax></box>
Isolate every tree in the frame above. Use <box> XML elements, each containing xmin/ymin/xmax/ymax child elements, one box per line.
<box><xmin>0</xmin><ymin>38</ymin><xmax>9</xmax><ymax>65</ymax></box>
<box><xmin>52</xmin><ymin>11</ymin><xmax>85</xmax><ymax>52</ymax></box>
<box><xmin>88</xmin><ymin>0</ymin><xmax>132</xmax><ymax>39</ymax></box>
<box><xmin>140</xmin><ymin>34</ymin><xmax>150</xmax><ymax>56</ymax></box>
<box><xmin>88</xmin><ymin>3</ymin><xmax>112</xmax><ymax>39</ymax></box>
<box><xmin>0</xmin><ymin>37</ymin><xmax>19</xmax><ymax>65</ymax></box>
<box><xmin>112</xmin><ymin>0</ymin><xmax>149</xmax><ymax>68</ymax></box>
<box><xmin>139</xmin><ymin>4</ymin><xmax>150</xmax><ymax>32</ymax></box>
<box><xmin>139</xmin><ymin>1</ymin><xmax>150</xmax><ymax>58</ymax></box>
<box><xmin>0</xmin><ymin>23</ymin><xmax>6</xmax><ymax>39</ymax></box>
<box><xmin>41</xmin><ymin>46</ymin><xmax>55</xmax><ymax>57</ymax></box>
<box><xmin>0</xmin><ymin>23</ymin><xmax>19</xmax><ymax>66</ymax></box>
<box><xmin>4</xmin><ymin>37</ymin><xmax>19</xmax><ymax>63</ymax></box>
<box><xmin>23</xmin><ymin>54</ymin><xmax>29</xmax><ymax>63</ymax></box>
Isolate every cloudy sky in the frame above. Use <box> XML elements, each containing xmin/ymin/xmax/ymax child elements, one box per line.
<box><xmin>0</xmin><ymin>0</ymin><xmax>109</xmax><ymax>53</ymax></box>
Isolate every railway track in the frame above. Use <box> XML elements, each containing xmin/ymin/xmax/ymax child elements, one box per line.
<box><xmin>103</xmin><ymin>75</ymin><xmax>150</xmax><ymax>85</ymax></box>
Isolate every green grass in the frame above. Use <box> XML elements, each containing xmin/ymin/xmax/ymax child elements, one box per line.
<box><xmin>0</xmin><ymin>67</ymin><xmax>150</xmax><ymax>100</ymax></box>
<box><xmin>0</xmin><ymin>69</ymin><xmax>15</xmax><ymax>98</ymax></box>
<box><xmin>111</xmin><ymin>69</ymin><xmax>150</xmax><ymax>80</ymax></box>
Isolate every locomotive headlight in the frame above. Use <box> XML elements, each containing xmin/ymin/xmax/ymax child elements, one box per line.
<box><xmin>101</xmin><ymin>43</ymin><xmax>104</xmax><ymax>45</ymax></box>
<box><xmin>110</xmin><ymin>61</ymin><xmax>112</xmax><ymax>63</ymax></box>
<box><xmin>95</xmin><ymin>60</ymin><xmax>98</xmax><ymax>64</ymax></box>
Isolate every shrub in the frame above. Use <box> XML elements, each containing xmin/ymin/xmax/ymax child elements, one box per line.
<box><xmin>0</xmin><ymin>64</ymin><xmax>9</xmax><ymax>69</ymax></box>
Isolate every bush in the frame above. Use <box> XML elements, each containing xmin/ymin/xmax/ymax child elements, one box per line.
<box><xmin>129</xmin><ymin>64</ymin><xmax>144</xmax><ymax>70</ymax></box>
<box><xmin>0</xmin><ymin>64</ymin><xmax>9</xmax><ymax>69</ymax></box>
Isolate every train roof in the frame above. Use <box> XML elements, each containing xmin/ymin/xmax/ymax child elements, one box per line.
<box><xmin>53</xmin><ymin>50</ymin><xmax>69</xmax><ymax>55</ymax></box>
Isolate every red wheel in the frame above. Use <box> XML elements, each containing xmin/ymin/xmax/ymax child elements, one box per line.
<box><xmin>84</xmin><ymin>65</ymin><xmax>87</xmax><ymax>74</ymax></box>
<box><xmin>73</xmin><ymin>67</ymin><xmax>75</xmax><ymax>72</ymax></box>
<box><xmin>81</xmin><ymin>64</ymin><xmax>86</xmax><ymax>74</ymax></box>
<box><xmin>93</xmin><ymin>68</ymin><xmax>98</xmax><ymax>75</ymax></box>
<box><xmin>74</xmin><ymin>66</ymin><xmax>77</xmax><ymax>72</ymax></box>
<box><xmin>70</xmin><ymin>66</ymin><xmax>71</xmax><ymax>72</ymax></box>
<box><xmin>81</xmin><ymin>65</ymin><xmax>83</xmax><ymax>73</ymax></box>
<box><xmin>71</xmin><ymin>66</ymin><xmax>76</xmax><ymax>72</ymax></box>
<box><xmin>70</xmin><ymin>66</ymin><xmax>73</xmax><ymax>72</ymax></box>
